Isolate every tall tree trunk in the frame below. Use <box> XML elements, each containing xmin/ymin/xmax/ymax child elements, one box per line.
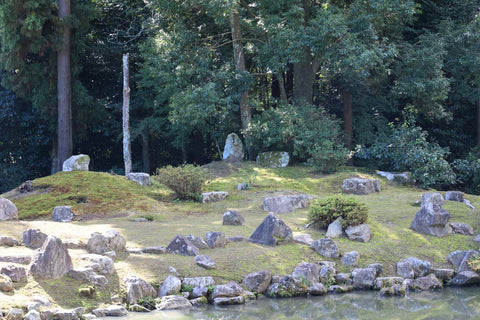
<box><xmin>142</xmin><ymin>125</ymin><xmax>150</xmax><ymax>173</ymax></box>
<box><xmin>230</xmin><ymin>8</ymin><xmax>252</xmax><ymax>159</ymax></box>
<box><xmin>477</xmin><ymin>87</ymin><xmax>480</xmax><ymax>152</ymax></box>
<box><xmin>342</xmin><ymin>89</ymin><xmax>353</xmax><ymax>165</ymax></box>
<box><xmin>122</xmin><ymin>53</ymin><xmax>132</xmax><ymax>175</ymax></box>
<box><xmin>276</xmin><ymin>72</ymin><xmax>288</xmax><ymax>103</ymax></box>
<box><xmin>293</xmin><ymin>1</ymin><xmax>313</xmax><ymax>104</ymax></box>
<box><xmin>57</xmin><ymin>0</ymin><xmax>72</xmax><ymax>172</ymax></box>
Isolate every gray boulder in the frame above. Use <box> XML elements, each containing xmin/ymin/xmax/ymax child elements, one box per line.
<box><xmin>81</xmin><ymin>254</ymin><xmax>115</xmax><ymax>275</ymax></box>
<box><xmin>449</xmin><ymin>271</ymin><xmax>480</xmax><ymax>286</ymax></box>
<box><xmin>396</xmin><ymin>261</ymin><xmax>414</xmax><ymax>279</ymax></box>
<box><xmin>345</xmin><ymin>224</ymin><xmax>371</xmax><ymax>242</ymax></box>
<box><xmin>319</xmin><ymin>263</ymin><xmax>337</xmax><ymax>284</ymax></box>
<box><xmin>156</xmin><ymin>295</ymin><xmax>192</xmax><ymax>310</ymax></box>
<box><xmin>186</xmin><ymin>234</ymin><xmax>209</xmax><ymax>249</ymax></box>
<box><xmin>67</xmin><ymin>268</ymin><xmax>107</xmax><ymax>287</ymax></box>
<box><xmin>201</xmin><ymin>191</ymin><xmax>229</xmax><ymax>203</ymax></box>
<box><xmin>403</xmin><ymin>257</ymin><xmax>433</xmax><ymax>278</ymax></box>
<box><xmin>336</xmin><ymin>273</ymin><xmax>353</xmax><ymax>286</ymax></box>
<box><xmin>458</xmin><ymin>250</ymin><xmax>479</xmax><ymax>273</ymax></box>
<box><xmin>167</xmin><ymin>235</ymin><xmax>199</xmax><ymax>256</ymax></box>
<box><xmin>23</xmin><ymin>229</ymin><xmax>48</xmax><ymax>249</ymax></box>
<box><xmin>263</xmin><ymin>194</ymin><xmax>311</xmax><ymax>213</ymax></box>
<box><xmin>433</xmin><ymin>268</ymin><xmax>455</xmax><ymax>282</ymax></box>
<box><xmin>29</xmin><ymin>236</ymin><xmax>73</xmax><ymax>279</ymax></box>
<box><xmin>368</xmin><ymin>263</ymin><xmax>383</xmax><ymax>277</ymax></box>
<box><xmin>341</xmin><ymin>251</ymin><xmax>360</xmax><ymax>266</ymax></box>
<box><xmin>421</xmin><ymin>193</ymin><xmax>445</xmax><ymax>207</ymax></box>
<box><xmin>265</xmin><ymin>275</ymin><xmax>309</xmax><ymax>298</ymax></box>
<box><xmin>292</xmin><ymin>262</ymin><xmax>320</xmax><ymax>284</ymax></box>
<box><xmin>256</xmin><ymin>151</ymin><xmax>290</xmax><ymax>168</ymax></box>
<box><xmin>24</xmin><ymin>310</ymin><xmax>40</xmax><ymax>320</ymax></box>
<box><xmin>405</xmin><ymin>274</ymin><xmax>442</xmax><ymax>291</ymax></box>
<box><xmin>0</xmin><ymin>274</ymin><xmax>13</xmax><ymax>292</ymax></box>
<box><xmin>0</xmin><ymin>236</ymin><xmax>18</xmax><ymax>247</ymax></box>
<box><xmin>445</xmin><ymin>191</ymin><xmax>464</xmax><ymax>202</ymax></box>
<box><xmin>342</xmin><ymin>178</ymin><xmax>380</xmax><ymax>195</ymax></box>
<box><xmin>127</xmin><ymin>172</ymin><xmax>151</xmax><ymax>186</ymax></box>
<box><xmin>243</xmin><ymin>271</ymin><xmax>272</xmax><ymax>294</ymax></box>
<box><xmin>18</xmin><ymin>180</ymin><xmax>33</xmax><ymax>193</ymax></box>
<box><xmin>92</xmin><ymin>305</ymin><xmax>128</xmax><ymax>317</ymax></box>
<box><xmin>326</xmin><ymin>218</ymin><xmax>343</xmax><ymax>238</ymax></box>
<box><xmin>159</xmin><ymin>275</ymin><xmax>182</xmax><ymax>297</ymax></box>
<box><xmin>309</xmin><ymin>282</ymin><xmax>326</xmax><ymax>296</ymax></box>
<box><xmin>205</xmin><ymin>231</ymin><xmax>226</xmax><ymax>248</ymax></box>
<box><xmin>249</xmin><ymin>212</ymin><xmax>292</xmax><ymax>246</ymax></box>
<box><xmin>374</xmin><ymin>277</ymin><xmax>404</xmax><ymax>290</ymax></box>
<box><xmin>182</xmin><ymin>277</ymin><xmax>215</xmax><ymax>288</ymax></box>
<box><xmin>52</xmin><ymin>206</ymin><xmax>73</xmax><ymax>222</ymax></box>
<box><xmin>410</xmin><ymin>201</ymin><xmax>450</xmax><ymax>237</ymax></box>
<box><xmin>4</xmin><ymin>308</ymin><xmax>23</xmax><ymax>320</ymax></box>
<box><xmin>62</xmin><ymin>154</ymin><xmax>90</xmax><ymax>172</ymax></box>
<box><xmin>123</xmin><ymin>275</ymin><xmax>157</xmax><ymax>305</ymax></box>
<box><xmin>293</xmin><ymin>234</ymin><xmax>314</xmax><ymax>246</ymax></box>
<box><xmin>222</xmin><ymin>210</ymin><xmax>245</xmax><ymax>226</ymax></box>
<box><xmin>194</xmin><ymin>255</ymin><xmax>216</xmax><ymax>270</ymax></box>
<box><xmin>0</xmin><ymin>254</ymin><xmax>31</xmax><ymax>265</ymax></box>
<box><xmin>1</xmin><ymin>265</ymin><xmax>26</xmax><ymax>282</ymax></box>
<box><xmin>311</xmin><ymin>238</ymin><xmax>340</xmax><ymax>258</ymax></box>
<box><xmin>352</xmin><ymin>267</ymin><xmax>376</xmax><ymax>289</ymax></box>
<box><xmin>448</xmin><ymin>250</ymin><xmax>468</xmax><ymax>268</ymax></box>
<box><xmin>190</xmin><ymin>286</ymin><xmax>208</xmax><ymax>299</ymax></box>
<box><xmin>86</xmin><ymin>230</ymin><xmax>126</xmax><ymax>255</ymax></box>
<box><xmin>211</xmin><ymin>282</ymin><xmax>246</xmax><ymax>300</ymax></box>
<box><xmin>448</xmin><ymin>222</ymin><xmax>474</xmax><ymax>235</ymax></box>
<box><xmin>222</xmin><ymin>133</ymin><xmax>244</xmax><ymax>161</ymax></box>
<box><xmin>0</xmin><ymin>197</ymin><xmax>18</xmax><ymax>220</ymax></box>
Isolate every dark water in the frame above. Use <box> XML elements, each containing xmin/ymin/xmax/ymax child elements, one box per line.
<box><xmin>123</xmin><ymin>287</ymin><xmax>480</xmax><ymax>320</ymax></box>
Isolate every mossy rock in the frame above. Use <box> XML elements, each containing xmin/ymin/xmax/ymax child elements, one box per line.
<box><xmin>256</xmin><ymin>152</ymin><xmax>290</xmax><ymax>168</ymax></box>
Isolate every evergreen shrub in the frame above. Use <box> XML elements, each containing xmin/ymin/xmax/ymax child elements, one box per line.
<box><xmin>155</xmin><ymin>164</ymin><xmax>207</xmax><ymax>201</ymax></box>
<box><xmin>307</xmin><ymin>195</ymin><xmax>368</xmax><ymax>229</ymax></box>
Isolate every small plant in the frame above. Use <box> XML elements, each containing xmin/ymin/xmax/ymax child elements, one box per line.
<box><xmin>155</xmin><ymin>164</ymin><xmax>207</xmax><ymax>201</ymax></box>
<box><xmin>467</xmin><ymin>254</ymin><xmax>480</xmax><ymax>272</ymax></box>
<box><xmin>239</xmin><ymin>166</ymin><xmax>258</xmax><ymax>189</ymax></box>
<box><xmin>181</xmin><ymin>284</ymin><xmax>194</xmax><ymax>293</ymax></box>
<box><xmin>307</xmin><ymin>195</ymin><xmax>368</xmax><ymax>229</ymax></box>
<box><xmin>137</xmin><ymin>296</ymin><xmax>156</xmax><ymax>310</ymax></box>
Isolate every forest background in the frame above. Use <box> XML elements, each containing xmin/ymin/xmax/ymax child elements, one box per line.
<box><xmin>1</xmin><ymin>0</ymin><xmax>480</xmax><ymax>194</ymax></box>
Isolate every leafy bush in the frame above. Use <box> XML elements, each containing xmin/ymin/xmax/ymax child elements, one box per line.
<box><xmin>247</xmin><ymin>103</ymin><xmax>348</xmax><ymax>173</ymax></box>
<box><xmin>155</xmin><ymin>164</ymin><xmax>207</xmax><ymax>201</ymax></box>
<box><xmin>452</xmin><ymin>149</ymin><xmax>480</xmax><ymax>195</ymax></box>
<box><xmin>307</xmin><ymin>196</ymin><xmax>368</xmax><ymax>229</ymax></box>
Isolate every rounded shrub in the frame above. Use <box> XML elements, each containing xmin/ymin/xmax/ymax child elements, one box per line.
<box><xmin>155</xmin><ymin>164</ymin><xmax>207</xmax><ymax>201</ymax></box>
<box><xmin>307</xmin><ymin>196</ymin><xmax>368</xmax><ymax>229</ymax></box>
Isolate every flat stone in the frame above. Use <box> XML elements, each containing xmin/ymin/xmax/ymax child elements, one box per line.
<box><xmin>345</xmin><ymin>224</ymin><xmax>371</xmax><ymax>242</ymax></box>
<box><xmin>293</xmin><ymin>234</ymin><xmax>314</xmax><ymax>246</ymax></box>
<box><xmin>0</xmin><ymin>255</ymin><xmax>31</xmax><ymax>265</ymax></box>
<box><xmin>0</xmin><ymin>236</ymin><xmax>18</xmax><ymax>247</ymax></box>
<box><xmin>445</xmin><ymin>191</ymin><xmax>464</xmax><ymax>202</ymax></box>
<box><xmin>182</xmin><ymin>277</ymin><xmax>215</xmax><ymax>288</ymax></box>
<box><xmin>342</xmin><ymin>178</ymin><xmax>380</xmax><ymax>195</ymax></box>
<box><xmin>1</xmin><ymin>265</ymin><xmax>27</xmax><ymax>282</ymax></box>
<box><xmin>263</xmin><ymin>194</ymin><xmax>311</xmax><ymax>213</ymax></box>
<box><xmin>194</xmin><ymin>255</ymin><xmax>216</xmax><ymax>270</ymax></box>
<box><xmin>311</xmin><ymin>238</ymin><xmax>340</xmax><ymax>258</ymax></box>
<box><xmin>256</xmin><ymin>151</ymin><xmax>290</xmax><ymax>168</ymax></box>
<box><xmin>127</xmin><ymin>172</ymin><xmax>151</xmax><ymax>186</ymax></box>
<box><xmin>143</xmin><ymin>246</ymin><xmax>166</xmax><ymax>254</ymax></box>
<box><xmin>201</xmin><ymin>191</ymin><xmax>229</xmax><ymax>203</ymax></box>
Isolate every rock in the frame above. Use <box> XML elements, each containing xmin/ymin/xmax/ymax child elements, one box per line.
<box><xmin>29</xmin><ymin>235</ymin><xmax>73</xmax><ymax>279</ymax></box>
<box><xmin>311</xmin><ymin>238</ymin><xmax>340</xmax><ymax>258</ymax></box>
<box><xmin>128</xmin><ymin>304</ymin><xmax>150</xmax><ymax>313</ymax></box>
<box><xmin>396</xmin><ymin>261</ymin><xmax>414</xmax><ymax>279</ymax></box>
<box><xmin>328</xmin><ymin>285</ymin><xmax>354</xmax><ymax>294</ymax></box>
<box><xmin>1</xmin><ymin>265</ymin><xmax>26</xmax><ymax>282</ymax></box>
<box><xmin>33</xmin><ymin>295</ymin><xmax>51</xmax><ymax>307</ymax></box>
<box><xmin>293</xmin><ymin>234</ymin><xmax>314</xmax><ymax>246</ymax></box>
<box><xmin>421</xmin><ymin>193</ymin><xmax>445</xmax><ymax>207</ymax></box>
<box><xmin>309</xmin><ymin>282</ymin><xmax>326</xmax><ymax>295</ymax></box>
<box><xmin>92</xmin><ymin>305</ymin><xmax>128</xmax><ymax>317</ymax></box>
<box><xmin>403</xmin><ymin>257</ymin><xmax>433</xmax><ymax>278</ymax></box>
<box><xmin>222</xmin><ymin>210</ymin><xmax>245</xmax><ymax>226</ymax></box>
<box><xmin>256</xmin><ymin>151</ymin><xmax>290</xmax><ymax>168</ymax></box>
<box><xmin>263</xmin><ymin>194</ymin><xmax>311</xmax><ymax>213</ymax></box>
<box><xmin>41</xmin><ymin>308</ymin><xmax>85</xmax><ymax>320</ymax></box>
<box><xmin>292</xmin><ymin>262</ymin><xmax>320</xmax><ymax>284</ymax></box>
<box><xmin>123</xmin><ymin>275</ymin><xmax>157</xmax><ymax>305</ymax></box>
<box><xmin>351</xmin><ymin>267</ymin><xmax>376</xmax><ymax>289</ymax></box>
<box><xmin>64</xmin><ymin>239</ymin><xmax>86</xmax><ymax>249</ymax></box>
<box><xmin>341</xmin><ymin>251</ymin><xmax>360</xmax><ymax>266</ymax></box>
<box><xmin>448</xmin><ymin>222</ymin><xmax>474</xmax><ymax>235</ymax></box>
<box><xmin>448</xmin><ymin>250</ymin><xmax>467</xmax><ymax>268</ymax></box>
<box><xmin>405</xmin><ymin>274</ymin><xmax>442</xmax><ymax>291</ymax></box>
<box><xmin>190</xmin><ymin>286</ymin><xmax>208</xmax><ymax>299</ymax></box>
<box><xmin>81</xmin><ymin>254</ymin><xmax>115</xmax><ymax>275</ymax></box>
<box><xmin>336</xmin><ymin>273</ymin><xmax>353</xmax><ymax>286</ymax></box>
<box><xmin>374</xmin><ymin>277</ymin><xmax>404</xmax><ymax>290</ymax></box>
<box><xmin>445</xmin><ymin>191</ymin><xmax>465</xmax><ymax>202</ymax></box>
<box><xmin>52</xmin><ymin>206</ymin><xmax>73</xmax><ymax>222</ymax></box>
<box><xmin>410</xmin><ymin>200</ymin><xmax>450</xmax><ymax>237</ymax></box>
<box><xmin>222</xmin><ymin>133</ymin><xmax>243</xmax><ymax>161</ymax></box>
<box><xmin>24</xmin><ymin>310</ymin><xmax>40</xmax><ymax>320</ymax></box>
<box><xmin>159</xmin><ymin>275</ymin><xmax>182</xmax><ymax>297</ymax></box>
<box><xmin>227</xmin><ymin>236</ymin><xmax>248</xmax><ymax>243</ymax></box>
<box><xmin>142</xmin><ymin>246</ymin><xmax>166</xmax><ymax>254</ymax></box>
<box><xmin>379</xmin><ymin>283</ymin><xmax>406</xmax><ymax>296</ymax></box>
<box><xmin>86</xmin><ymin>230</ymin><xmax>126</xmax><ymax>255</ymax></box>
<box><xmin>0</xmin><ymin>254</ymin><xmax>31</xmax><ymax>265</ymax></box>
<box><xmin>213</xmin><ymin>296</ymin><xmax>246</xmax><ymax>305</ymax></box>
<box><xmin>326</xmin><ymin>218</ymin><xmax>343</xmax><ymax>238</ymax></box>
<box><xmin>319</xmin><ymin>263</ymin><xmax>337</xmax><ymax>284</ymax></box>
<box><xmin>249</xmin><ymin>212</ymin><xmax>292</xmax><ymax>246</ymax></box>
<box><xmin>18</xmin><ymin>180</ymin><xmax>33</xmax><ymax>193</ymax></box>
<box><xmin>62</xmin><ymin>154</ymin><xmax>90</xmax><ymax>172</ymax></box>
<box><xmin>464</xmin><ymin>199</ymin><xmax>476</xmax><ymax>210</ymax></box>
<box><xmin>205</xmin><ymin>231</ymin><xmax>226</xmax><ymax>248</ymax></box>
<box><xmin>0</xmin><ymin>197</ymin><xmax>18</xmax><ymax>221</ymax></box>
<box><xmin>345</xmin><ymin>224</ymin><xmax>371</xmax><ymax>242</ymax></box>
<box><xmin>243</xmin><ymin>271</ymin><xmax>272</xmax><ymax>294</ymax></box>
<box><xmin>4</xmin><ymin>308</ymin><xmax>23</xmax><ymax>320</ymax></box>
<box><xmin>201</xmin><ymin>191</ymin><xmax>229</xmax><ymax>203</ymax></box>
<box><xmin>458</xmin><ymin>250</ymin><xmax>479</xmax><ymax>273</ymax></box>
<box><xmin>0</xmin><ymin>274</ymin><xmax>13</xmax><ymax>292</ymax></box>
<box><xmin>182</xmin><ymin>277</ymin><xmax>215</xmax><ymax>288</ymax></box>
<box><xmin>126</xmin><ymin>172</ymin><xmax>151</xmax><ymax>186</ymax></box>
<box><xmin>433</xmin><ymin>268</ymin><xmax>455</xmax><ymax>282</ymax></box>
<box><xmin>368</xmin><ymin>263</ymin><xmax>383</xmax><ymax>277</ymax></box>
<box><xmin>157</xmin><ymin>295</ymin><xmax>193</xmax><ymax>310</ymax></box>
<box><xmin>211</xmin><ymin>282</ymin><xmax>246</xmax><ymax>300</ymax></box>
<box><xmin>341</xmin><ymin>178</ymin><xmax>380</xmax><ymax>195</ymax></box>
<box><xmin>68</xmin><ymin>268</ymin><xmax>106</xmax><ymax>286</ymax></box>
<box><xmin>449</xmin><ymin>271</ymin><xmax>480</xmax><ymax>286</ymax></box>
<box><xmin>474</xmin><ymin>235</ymin><xmax>480</xmax><ymax>243</ymax></box>
<box><xmin>265</xmin><ymin>275</ymin><xmax>309</xmax><ymax>298</ymax></box>
<box><xmin>190</xmin><ymin>297</ymin><xmax>208</xmax><ymax>306</ymax></box>
<box><xmin>376</xmin><ymin>171</ymin><xmax>411</xmax><ymax>183</ymax></box>
<box><xmin>186</xmin><ymin>234</ymin><xmax>209</xmax><ymax>250</ymax></box>
<box><xmin>194</xmin><ymin>255</ymin><xmax>216</xmax><ymax>269</ymax></box>
<box><xmin>23</xmin><ymin>229</ymin><xmax>48</xmax><ymax>249</ymax></box>
<box><xmin>0</xmin><ymin>236</ymin><xmax>18</xmax><ymax>247</ymax></box>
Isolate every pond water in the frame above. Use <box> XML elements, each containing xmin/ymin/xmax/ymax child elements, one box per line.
<box><xmin>121</xmin><ymin>287</ymin><xmax>480</xmax><ymax>320</ymax></box>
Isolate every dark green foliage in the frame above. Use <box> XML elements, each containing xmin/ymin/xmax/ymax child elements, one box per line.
<box><xmin>307</xmin><ymin>196</ymin><xmax>368</xmax><ymax>229</ymax></box>
<box><xmin>452</xmin><ymin>150</ymin><xmax>480</xmax><ymax>195</ymax></box>
<box><xmin>137</xmin><ymin>296</ymin><xmax>155</xmax><ymax>310</ymax></box>
<box><xmin>155</xmin><ymin>164</ymin><xmax>207</xmax><ymax>201</ymax></box>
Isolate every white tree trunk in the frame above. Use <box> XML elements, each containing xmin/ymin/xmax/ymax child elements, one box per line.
<box><xmin>123</xmin><ymin>53</ymin><xmax>132</xmax><ymax>175</ymax></box>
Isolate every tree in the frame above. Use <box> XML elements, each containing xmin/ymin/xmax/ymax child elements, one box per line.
<box><xmin>123</xmin><ymin>53</ymin><xmax>132</xmax><ymax>175</ymax></box>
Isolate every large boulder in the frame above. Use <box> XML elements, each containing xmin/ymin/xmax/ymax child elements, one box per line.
<box><xmin>126</xmin><ymin>172</ymin><xmax>151</xmax><ymax>186</ymax></box>
<box><xmin>311</xmin><ymin>238</ymin><xmax>340</xmax><ymax>258</ymax></box>
<box><xmin>249</xmin><ymin>212</ymin><xmax>292</xmax><ymax>246</ymax></box>
<box><xmin>62</xmin><ymin>154</ymin><xmax>90</xmax><ymax>172</ymax></box>
<box><xmin>263</xmin><ymin>194</ymin><xmax>311</xmax><ymax>213</ymax></box>
<box><xmin>222</xmin><ymin>133</ymin><xmax>244</xmax><ymax>161</ymax></box>
<box><xmin>1</xmin><ymin>265</ymin><xmax>27</xmax><ymax>282</ymax></box>
<box><xmin>292</xmin><ymin>262</ymin><xmax>320</xmax><ymax>284</ymax></box>
<box><xmin>0</xmin><ymin>197</ymin><xmax>18</xmax><ymax>221</ymax></box>
<box><xmin>29</xmin><ymin>236</ymin><xmax>73</xmax><ymax>279</ymax></box>
<box><xmin>52</xmin><ymin>206</ymin><xmax>73</xmax><ymax>222</ymax></box>
<box><xmin>265</xmin><ymin>275</ymin><xmax>309</xmax><ymax>298</ymax></box>
<box><xmin>445</xmin><ymin>191</ymin><xmax>464</xmax><ymax>202</ymax></box>
<box><xmin>211</xmin><ymin>282</ymin><xmax>247</xmax><ymax>300</ymax></box>
<box><xmin>81</xmin><ymin>254</ymin><xmax>115</xmax><ymax>275</ymax></box>
<box><xmin>156</xmin><ymin>295</ymin><xmax>192</xmax><ymax>310</ymax></box>
<box><xmin>205</xmin><ymin>231</ymin><xmax>226</xmax><ymax>248</ymax></box>
<box><xmin>167</xmin><ymin>235</ymin><xmax>199</xmax><ymax>256</ymax></box>
<box><xmin>123</xmin><ymin>275</ymin><xmax>157</xmax><ymax>305</ymax></box>
<box><xmin>256</xmin><ymin>151</ymin><xmax>290</xmax><ymax>168</ymax></box>
<box><xmin>345</xmin><ymin>224</ymin><xmax>371</xmax><ymax>242</ymax></box>
<box><xmin>351</xmin><ymin>267</ymin><xmax>376</xmax><ymax>289</ymax></box>
<box><xmin>325</xmin><ymin>218</ymin><xmax>343</xmax><ymax>238</ymax></box>
<box><xmin>201</xmin><ymin>191</ymin><xmax>229</xmax><ymax>203</ymax></box>
<box><xmin>86</xmin><ymin>230</ymin><xmax>126</xmax><ymax>255</ymax></box>
<box><xmin>67</xmin><ymin>268</ymin><xmax>108</xmax><ymax>287</ymax></box>
<box><xmin>405</xmin><ymin>274</ymin><xmax>442</xmax><ymax>291</ymax></box>
<box><xmin>342</xmin><ymin>178</ymin><xmax>380</xmax><ymax>195</ymax></box>
<box><xmin>341</xmin><ymin>251</ymin><xmax>360</xmax><ymax>266</ymax></box>
<box><xmin>397</xmin><ymin>257</ymin><xmax>432</xmax><ymax>279</ymax></box>
<box><xmin>410</xmin><ymin>193</ymin><xmax>450</xmax><ymax>237</ymax></box>
<box><xmin>449</xmin><ymin>271</ymin><xmax>480</xmax><ymax>286</ymax></box>
<box><xmin>243</xmin><ymin>271</ymin><xmax>272</xmax><ymax>294</ymax></box>
<box><xmin>159</xmin><ymin>275</ymin><xmax>182</xmax><ymax>297</ymax></box>
<box><xmin>23</xmin><ymin>229</ymin><xmax>48</xmax><ymax>249</ymax></box>
<box><xmin>222</xmin><ymin>210</ymin><xmax>245</xmax><ymax>226</ymax></box>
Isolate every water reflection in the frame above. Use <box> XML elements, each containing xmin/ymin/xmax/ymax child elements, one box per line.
<box><xmin>123</xmin><ymin>287</ymin><xmax>480</xmax><ymax>320</ymax></box>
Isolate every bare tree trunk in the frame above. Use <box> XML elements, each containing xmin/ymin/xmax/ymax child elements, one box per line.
<box><xmin>477</xmin><ymin>88</ymin><xmax>480</xmax><ymax>152</ymax></box>
<box><xmin>276</xmin><ymin>72</ymin><xmax>288</xmax><ymax>103</ymax></box>
<box><xmin>230</xmin><ymin>8</ymin><xmax>252</xmax><ymax>159</ymax></box>
<box><xmin>123</xmin><ymin>53</ymin><xmax>132</xmax><ymax>175</ymax></box>
<box><xmin>342</xmin><ymin>89</ymin><xmax>353</xmax><ymax>165</ymax></box>
<box><xmin>57</xmin><ymin>0</ymin><xmax>72</xmax><ymax>172</ymax></box>
<box><xmin>142</xmin><ymin>125</ymin><xmax>150</xmax><ymax>173</ymax></box>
